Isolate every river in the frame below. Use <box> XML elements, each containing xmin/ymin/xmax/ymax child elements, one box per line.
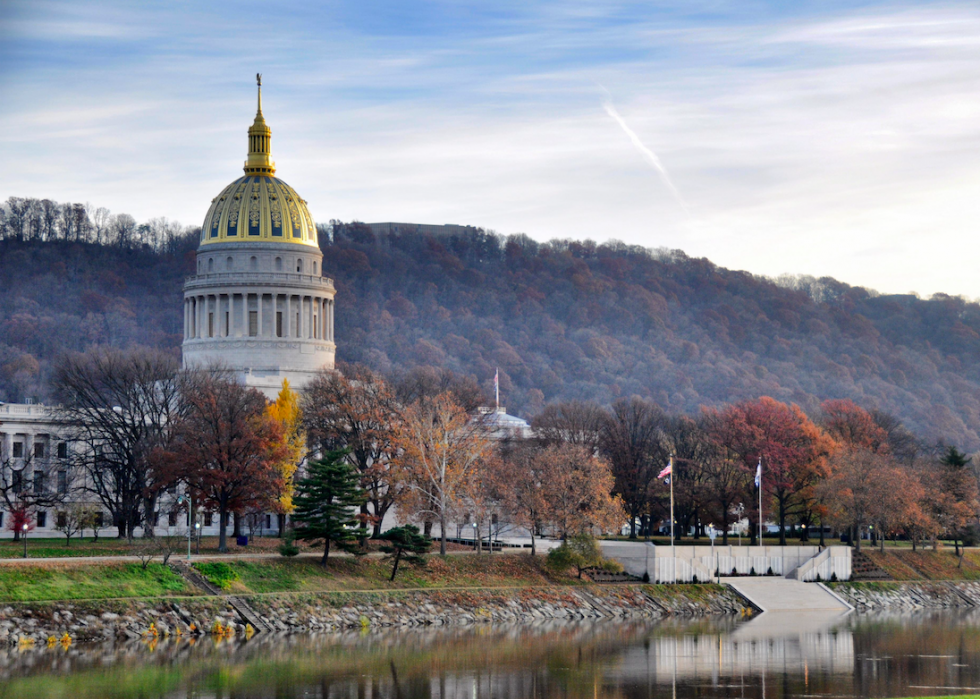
<box><xmin>1</xmin><ymin>609</ymin><xmax>978</xmax><ymax>698</ymax></box>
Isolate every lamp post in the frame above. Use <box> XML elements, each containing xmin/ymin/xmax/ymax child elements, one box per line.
<box><xmin>22</xmin><ymin>523</ymin><xmax>28</xmax><ymax>559</ymax></box>
<box><xmin>472</xmin><ymin>522</ymin><xmax>479</xmax><ymax>554</ymax></box>
<box><xmin>195</xmin><ymin>522</ymin><xmax>201</xmax><ymax>555</ymax></box>
<box><xmin>177</xmin><ymin>494</ymin><xmax>195</xmax><ymax>560</ymax></box>
<box><xmin>708</xmin><ymin>524</ymin><xmax>718</xmax><ymax>583</ymax></box>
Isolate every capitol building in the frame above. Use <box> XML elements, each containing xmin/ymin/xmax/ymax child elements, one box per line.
<box><xmin>0</xmin><ymin>78</ymin><xmax>338</xmax><ymax>535</ymax></box>
<box><xmin>182</xmin><ymin>77</ymin><xmax>336</xmax><ymax>395</ymax></box>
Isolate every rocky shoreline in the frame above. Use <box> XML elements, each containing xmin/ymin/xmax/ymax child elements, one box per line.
<box><xmin>832</xmin><ymin>581</ymin><xmax>980</xmax><ymax>611</ymax></box>
<box><xmin>0</xmin><ymin>584</ymin><xmax>750</xmax><ymax>646</ymax></box>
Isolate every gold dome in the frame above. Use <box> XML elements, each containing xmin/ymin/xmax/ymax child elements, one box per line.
<box><xmin>200</xmin><ymin>75</ymin><xmax>319</xmax><ymax>248</ymax></box>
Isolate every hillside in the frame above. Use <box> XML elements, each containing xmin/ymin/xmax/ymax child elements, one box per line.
<box><xmin>3</xmin><ymin>221</ymin><xmax>980</xmax><ymax>447</ymax></box>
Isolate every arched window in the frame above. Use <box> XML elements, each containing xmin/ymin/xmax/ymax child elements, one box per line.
<box><xmin>249</xmin><ymin>256</ymin><xmax>258</xmax><ymax>271</ymax></box>
<box><xmin>197</xmin><ymin>260</ymin><xmax>202</xmax><ymax>273</ymax></box>
<box><xmin>313</xmin><ymin>261</ymin><xmax>318</xmax><ymax>275</ymax></box>
<box><xmin>275</xmin><ymin>257</ymin><xmax>282</xmax><ymax>271</ymax></box>
<box><xmin>297</xmin><ymin>259</ymin><xmax>303</xmax><ymax>273</ymax></box>
<box><xmin>208</xmin><ymin>258</ymin><xmax>214</xmax><ymax>272</ymax></box>
<box><xmin>226</xmin><ymin>256</ymin><xmax>233</xmax><ymax>270</ymax></box>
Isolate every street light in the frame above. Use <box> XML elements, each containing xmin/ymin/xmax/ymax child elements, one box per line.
<box><xmin>22</xmin><ymin>523</ymin><xmax>28</xmax><ymax>559</ymax></box>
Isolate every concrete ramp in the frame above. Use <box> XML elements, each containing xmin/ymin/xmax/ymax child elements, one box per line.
<box><xmin>723</xmin><ymin>577</ymin><xmax>851</xmax><ymax>613</ymax></box>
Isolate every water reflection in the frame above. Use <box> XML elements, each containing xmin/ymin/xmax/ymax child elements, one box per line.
<box><xmin>0</xmin><ymin>611</ymin><xmax>979</xmax><ymax>698</ymax></box>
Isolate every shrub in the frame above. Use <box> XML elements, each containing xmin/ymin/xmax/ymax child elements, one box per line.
<box><xmin>750</xmin><ymin>567</ymin><xmax>756</xmax><ymax>576</ymax></box>
<box><xmin>815</xmin><ymin>573</ymin><xmax>822</xmax><ymax>583</ymax></box>
<box><xmin>731</xmin><ymin>567</ymin><xmax>737</xmax><ymax>576</ymax></box>
<box><xmin>766</xmin><ymin>567</ymin><xmax>774</xmax><ymax>576</ymax></box>
<box><xmin>692</xmin><ymin>574</ymin><xmax>699</xmax><ymax>584</ymax></box>
<box><xmin>545</xmin><ymin>533</ymin><xmax>605</xmax><ymax>579</ymax></box>
<box><xmin>642</xmin><ymin>572</ymin><xmax>650</xmax><ymax>583</ymax></box>
<box><xmin>600</xmin><ymin>559</ymin><xmax>624</xmax><ymax>574</ymax></box>
<box><xmin>278</xmin><ymin>529</ymin><xmax>300</xmax><ymax>557</ymax></box>
<box><xmin>830</xmin><ymin>572</ymin><xmax>838</xmax><ymax>582</ymax></box>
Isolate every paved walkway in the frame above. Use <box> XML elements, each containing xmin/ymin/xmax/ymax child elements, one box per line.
<box><xmin>722</xmin><ymin>576</ymin><xmax>851</xmax><ymax>613</ymax></box>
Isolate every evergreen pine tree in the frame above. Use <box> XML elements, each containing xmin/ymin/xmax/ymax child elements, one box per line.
<box><xmin>292</xmin><ymin>451</ymin><xmax>366</xmax><ymax>566</ymax></box>
<box><xmin>377</xmin><ymin>525</ymin><xmax>432</xmax><ymax>581</ymax></box>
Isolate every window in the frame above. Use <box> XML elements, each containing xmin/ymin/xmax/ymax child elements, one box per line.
<box><xmin>34</xmin><ymin>443</ymin><xmax>44</xmax><ymax>458</ymax></box>
<box><xmin>57</xmin><ymin>442</ymin><xmax>67</xmax><ymax>459</ymax></box>
<box><xmin>248</xmin><ymin>311</ymin><xmax>258</xmax><ymax>336</ymax></box>
<box><xmin>314</xmin><ymin>316</ymin><xmax>318</xmax><ymax>338</ymax></box>
<box><xmin>12</xmin><ymin>471</ymin><xmax>22</xmax><ymax>493</ymax></box>
<box><xmin>0</xmin><ymin>513</ymin><xmax>4</xmax><ymax>528</ymax></box>
<box><xmin>276</xmin><ymin>312</ymin><xmax>283</xmax><ymax>337</ymax></box>
<box><xmin>226</xmin><ymin>256</ymin><xmax>233</xmax><ymax>270</ymax></box>
<box><xmin>224</xmin><ymin>311</ymin><xmax>230</xmax><ymax>336</ymax></box>
<box><xmin>275</xmin><ymin>257</ymin><xmax>282</xmax><ymax>271</ymax></box>
<box><xmin>36</xmin><ymin>511</ymin><xmax>47</xmax><ymax>528</ymax></box>
<box><xmin>208</xmin><ymin>312</ymin><xmax>214</xmax><ymax>337</ymax></box>
<box><xmin>57</xmin><ymin>470</ymin><xmax>67</xmax><ymax>494</ymax></box>
<box><xmin>208</xmin><ymin>258</ymin><xmax>214</xmax><ymax>272</ymax></box>
<box><xmin>296</xmin><ymin>259</ymin><xmax>303</xmax><ymax>273</ymax></box>
<box><xmin>296</xmin><ymin>312</ymin><xmax>300</xmax><ymax>337</ymax></box>
<box><xmin>197</xmin><ymin>260</ymin><xmax>202</xmax><ymax>273</ymax></box>
<box><xmin>204</xmin><ymin>512</ymin><xmax>213</xmax><ymax>526</ymax></box>
<box><xmin>168</xmin><ymin>511</ymin><xmax>177</xmax><ymax>526</ymax></box>
<box><xmin>56</xmin><ymin>511</ymin><xmax>67</xmax><ymax>528</ymax></box>
<box><xmin>34</xmin><ymin>471</ymin><xmax>45</xmax><ymax>494</ymax></box>
<box><xmin>313</xmin><ymin>261</ymin><xmax>318</xmax><ymax>275</ymax></box>
<box><xmin>250</xmin><ymin>256</ymin><xmax>258</xmax><ymax>271</ymax></box>
<box><xmin>12</xmin><ymin>443</ymin><xmax>23</xmax><ymax>458</ymax></box>
<box><xmin>265</xmin><ymin>514</ymin><xmax>272</xmax><ymax>529</ymax></box>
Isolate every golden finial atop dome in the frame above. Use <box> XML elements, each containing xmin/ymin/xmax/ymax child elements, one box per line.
<box><xmin>245</xmin><ymin>73</ymin><xmax>275</xmax><ymax>176</ymax></box>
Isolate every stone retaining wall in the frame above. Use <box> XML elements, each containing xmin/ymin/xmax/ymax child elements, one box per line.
<box><xmin>831</xmin><ymin>581</ymin><xmax>980</xmax><ymax>610</ymax></box>
<box><xmin>0</xmin><ymin>585</ymin><xmax>749</xmax><ymax>646</ymax></box>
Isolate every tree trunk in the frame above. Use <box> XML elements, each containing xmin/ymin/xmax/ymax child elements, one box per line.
<box><xmin>423</xmin><ymin>520</ymin><xmax>433</xmax><ymax>538</ymax></box>
<box><xmin>530</xmin><ymin>528</ymin><xmax>536</xmax><ymax>557</ymax></box>
<box><xmin>322</xmin><ymin>537</ymin><xmax>330</xmax><ymax>566</ymax></box>
<box><xmin>880</xmin><ymin>531</ymin><xmax>886</xmax><ymax>553</ymax></box>
<box><xmin>142</xmin><ymin>495</ymin><xmax>157</xmax><ymax>538</ymax></box>
<box><xmin>439</xmin><ymin>514</ymin><xmax>447</xmax><ymax>555</ymax></box>
<box><xmin>819</xmin><ymin>524</ymin><xmax>825</xmax><ymax>548</ymax></box>
<box><xmin>721</xmin><ymin>508</ymin><xmax>730</xmax><ymax>546</ymax></box>
<box><xmin>233</xmin><ymin>512</ymin><xmax>241</xmax><ymax>538</ymax></box>
<box><xmin>389</xmin><ymin>550</ymin><xmax>401</xmax><ymax>581</ymax></box>
<box><xmin>778</xmin><ymin>500</ymin><xmax>787</xmax><ymax>546</ymax></box>
<box><xmin>277</xmin><ymin>513</ymin><xmax>286</xmax><ymax>537</ymax></box>
<box><xmin>854</xmin><ymin>525</ymin><xmax>861</xmax><ymax>552</ymax></box>
<box><xmin>218</xmin><ymin>504</ymin><xmax>228</xmax><ymax>553</ymax></box>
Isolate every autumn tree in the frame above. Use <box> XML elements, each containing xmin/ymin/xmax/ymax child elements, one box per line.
<box><xmin>663</xmin><ymin>415</ymin><xmax>713</xmax><ymax>540</ymax></box>
<box><xmin>821</xmin><ymin>400</ymin><xmax>889</xmax><ymax>453</ymax></box>
<box><xmin>53</xmin><ymin>347</ymin><xmax>183</xmax><ymax>539</ymax></box>
<box><xmin>394</xmin><ymin>391</ymin><xmax>495</xmax><ymax>555</ymax></box>
<box><xmin>536</xmin><ymin>443</ymin><xmax>624</xmax><ymax>539</ymax></box>
<box><xmin>392</xmin><ymin>366</ymin><xmax>486</xmax><ymax>413</ymax></box>
<box><xmin>291</xmin><ymin>452</ymin><xmax>366</xmax><ymax>565</ymax></box>
<box><xmin>706</xmin><ymin>396</ymin><xmax>835</xmax><ymax>545</ymax></box>
<box><xmin>819</xmin><ymin>449</ymin><xmax>902</xmax><ymax>551</ymax></box>
<box><xmin>495</xmin><ymin>441</ymin><xmax>548</xmax><ymax>555</ymax></box>
<box><xmin>265</xmin><ymin>379</ymin><xmax>306</xmax><ymax>535</ymax></box>
<box><xmin>303</xmin><ymin>365</ymin><xmax>401</xmax><ymax>538</ymax></box>
<box><xmin>932</xmin><ymin>446</ymin><xmax>979</xmax><ymax>559</ymax></box>
<box><xmin>170</xmin><ymin>370</ymin><xmax>285</xmax><ymax>552</ymax></box>
<box><xmin>599</xmin><ymin>397</ymin><xmax>667</xmax><ymax>539</ymax></box>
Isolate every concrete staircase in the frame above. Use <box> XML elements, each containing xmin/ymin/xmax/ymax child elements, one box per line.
<box><xmin>851</xmin><ymin>550</ymin><xmax>892</xmax><ymax>580</ymax></box>
<box><xmin>722</xmin><ymin>577</ymin><xmax>852</xmax><ymax>613</ymax></box>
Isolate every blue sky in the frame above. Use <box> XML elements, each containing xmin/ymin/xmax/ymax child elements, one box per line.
<box><xmin>2</xmin><ymin>1</ymin><xmax>979</xmax><ymax>297</ymax></box>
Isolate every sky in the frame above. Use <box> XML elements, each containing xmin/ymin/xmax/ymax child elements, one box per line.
<box><xmin>2</xmin><ymin>1</ymin><xmax>979</xmax><ymax>298</ymax></box>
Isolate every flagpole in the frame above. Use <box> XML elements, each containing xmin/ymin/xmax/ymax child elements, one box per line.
<box><xmin>758</xmin><ymin>458</ymin><xmax>763</xmax><ymax>545</ymax></box>
<box><xmin>670</xmin><ymin>456</ymin><xmax>675</xmax><ymax>552</ymax></box>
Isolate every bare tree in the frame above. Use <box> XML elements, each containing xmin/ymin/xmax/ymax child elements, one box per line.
<box><xmin>0</xmin><ymin>446</ymin><xmax>71</xmax><ymax>541</ymax></box>
<box><xmin>53</xmin><ymin>348</ymin><xmax>183</xmax><ymax>539</ymax></box>
<box><xmin>531</xmin><ymin>400</ymin><xmax>606</xmax><ymax>454</ymax></box>
<box><xmin>600</xmin><ymin>397</ymin><xmax>668</xmax><ymax>539</ymax></box>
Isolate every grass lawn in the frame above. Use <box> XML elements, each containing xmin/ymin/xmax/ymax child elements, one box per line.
<box><xmin>192</xmin><ymin>553</ymin><xmax>568</xmax><ymax>595</ymax></box>
<box><xmin>864</xmin><ymin>550</ymin><xmax>980</xmax><ymax>581</ymax></box>
<box><xmin>0</xmin><ymin>563</ymin><xmax>194</xmax><ymax>602</ymax></box>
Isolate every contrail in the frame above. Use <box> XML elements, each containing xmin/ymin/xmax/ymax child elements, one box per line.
<box><xmin>602</xmin><ymin>98</ymin><xmax>688</xmax><ymax>214</ymax></box>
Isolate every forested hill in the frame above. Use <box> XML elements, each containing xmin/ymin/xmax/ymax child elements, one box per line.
<box><xmin>3</xmin><ymin>218</ymin><xmax>980</xmax><ymax>448</ymax></box>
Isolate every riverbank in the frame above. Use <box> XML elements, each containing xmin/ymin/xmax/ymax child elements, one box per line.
<box><xmin>0</xmin><ymin>584</ymin><xmax>750</xmax><ymax>645</ymax></box>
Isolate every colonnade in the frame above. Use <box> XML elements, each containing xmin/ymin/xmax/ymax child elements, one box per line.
<box><xmin>184</xmin><ymin>292</ymin><xmax>334</xmax><ymax>342</ymax></box>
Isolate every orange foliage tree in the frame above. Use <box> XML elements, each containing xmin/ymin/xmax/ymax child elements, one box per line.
<box><xmin>536</xmin><ymin>443</ymin><xmax>625</xmax><ymax>539</ymax></box>
<box><xmin>393</xmin><ymin>392</ymin><xmax>495</xmax><ymax>555</ymax></box>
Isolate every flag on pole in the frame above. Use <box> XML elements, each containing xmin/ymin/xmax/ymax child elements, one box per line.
<box><xmin>755</xmin><ymin>459</ymin><xmax>762</xmax><ymax>488</ymax></box>
<box><xmin>658</xmin><ymin>461</ymin><xmax>672</xmax><ymax>480</ymax></box>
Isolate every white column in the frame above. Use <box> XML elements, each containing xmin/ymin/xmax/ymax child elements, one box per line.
<box><xmin>328</xmin><ymin>298</ymin><xmax>334</xmax><ymax>341</ymax></box>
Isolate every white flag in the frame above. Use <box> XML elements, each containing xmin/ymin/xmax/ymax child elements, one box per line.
<box><xmin>755</xmin><ymin>460</ymin><xmax>762</xmax><ymax>488</ymax></box>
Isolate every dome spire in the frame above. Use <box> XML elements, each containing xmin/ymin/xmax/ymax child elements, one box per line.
<box><xmin>244</xmin><ymin>73</ymin><xmax>275</xmax><ymax>176</ymax></box>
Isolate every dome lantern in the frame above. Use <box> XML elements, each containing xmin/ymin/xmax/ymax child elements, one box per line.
<box><xmin>245</xmin><ymin>73</ymin><xmax>275</xmax><ymax>176</ymax></box>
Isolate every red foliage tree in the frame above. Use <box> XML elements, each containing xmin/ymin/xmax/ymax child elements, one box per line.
<box><xmin>706</xmin><ymin>396</ymin><xmax>835</xmax><ymax>545</ymax></box>
<box><xmin>169</xmin><ymin>371</ymin><xmax>286</xmax><ymax>552</ymax></box>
